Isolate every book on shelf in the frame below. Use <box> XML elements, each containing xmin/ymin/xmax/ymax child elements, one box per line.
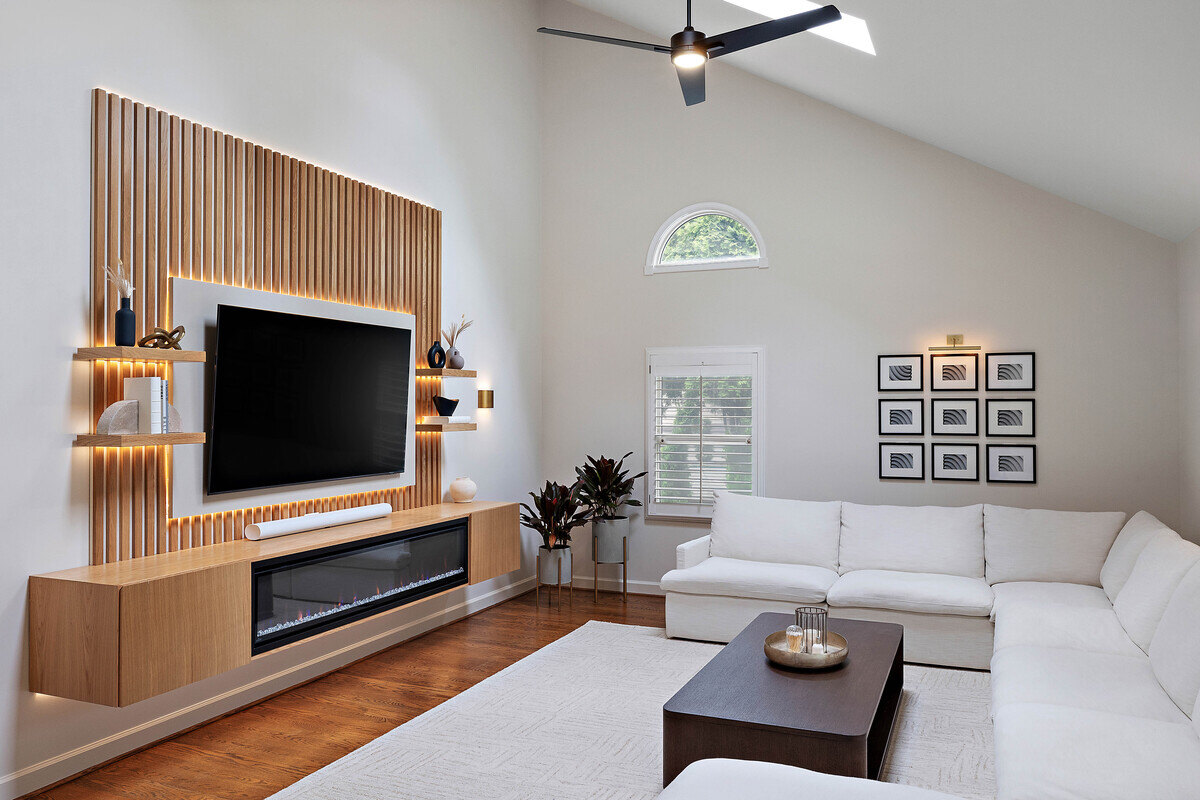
<box><xmin>423</xmin><ymin>415</ymin><xmax>474</xmax><ymax>425</ymax></box>
<box><xmin>123</xmin><ymin>377</ymin><xmax>165</xmax><ymax>434</ymax></box>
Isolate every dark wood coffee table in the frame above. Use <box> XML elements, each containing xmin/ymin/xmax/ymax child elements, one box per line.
<box><xmin>663</xmin><ymin>613</ymin><xmax>903</xmax><ymax>786</ymax></box>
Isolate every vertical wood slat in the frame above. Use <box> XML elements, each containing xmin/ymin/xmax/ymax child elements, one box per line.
<box><xmin>90</xmin><ymin>91</ymin><xmax>443</xmax><ymax>563</ymax></box>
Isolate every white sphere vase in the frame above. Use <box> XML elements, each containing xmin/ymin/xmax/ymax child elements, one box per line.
<box><xmin>449</xmin><ymin>476</ymin><xmax>478</xmax><ymax>503</ymax></box>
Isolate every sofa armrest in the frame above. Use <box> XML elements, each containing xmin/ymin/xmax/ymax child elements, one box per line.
<box><xmin>676</xmin><ymin>535</ymin><xmax>712</xmax><ymax>570</ymax></box>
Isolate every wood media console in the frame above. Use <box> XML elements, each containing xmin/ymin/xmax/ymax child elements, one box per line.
<box><xmin>28</xmin><ymin>502</ymin><xmax>519</xmax><ymax>706</ymax></box>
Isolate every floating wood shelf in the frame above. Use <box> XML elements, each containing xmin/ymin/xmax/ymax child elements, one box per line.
<box><xmin>29</xmin><ymin>502</ymin><xmax>519</xmax><ymax>706</ymax></box>
<box><xmin>415</xmin><ymin>368</ymin><xmax>477</xmax><ymax>378</ymax></box>
<box><xmin>74</xmin><ymin>346</ymin><xmax>206</xmax><ymax>363</ymax></box>
<box><xmin>74</xmin><ymin>433</ymin><xmax>206</xmax><ymax>448</ymax></box>
<box><xmin>415</xmin><ymin>422</ymin><xmax>477</xmax><ymax>432</ymax></box>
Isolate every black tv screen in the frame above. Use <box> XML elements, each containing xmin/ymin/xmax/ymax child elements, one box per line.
<box><xmin>207</xmin><ymin>305</ymin><xmax>412</xmax><ymax>495</ymax></box>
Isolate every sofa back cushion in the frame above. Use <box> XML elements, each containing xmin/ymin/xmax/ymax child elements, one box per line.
<box><xmin>983</xmin><ymin>505</ymin><xmax>1125</xmax><ymax>585</ymax></box>
<box><xmin>839</xmin><ymin>503</ymin><xmax>983</xmax><ymax>577</ymax></box>
<box><xmin>1113</xmin><ymin>532</ymin><xmax>1200</xmax><ymax>651</ymax></box>
<box><xmin>1102</xmin><ymin>511</ymin><xmax>1174</xmax><ymax>602</ymax></box>
<box><xmin>1150</xmin><ymin>562</ymin><xmax>1200</xmax><ymax>714</ymax></box>
<box><xmin>709</xmin><ymin>493</ymin><xmax>841</xmax><ymax>570</ymax></box>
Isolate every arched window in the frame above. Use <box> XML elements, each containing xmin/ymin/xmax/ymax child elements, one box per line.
<box><xmin>646</xmin><ymin>203</ymin><xmax>767</xmax><ymax>275</ymax></box>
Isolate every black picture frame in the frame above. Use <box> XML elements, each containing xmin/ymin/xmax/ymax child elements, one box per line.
<box><xmin>986</xmin><ymin>351</ymin><xmax>1036</xmax><ymax>391</ymax></box>
<box><xmin>932</xmin><ymin>443</ymin><xmax>980</xmax><ymax>482</ymax></box>
<box><xmin>879</xmin><ymin>399</ymin><xmax>924</xmax><ymax>436</ymax></box>
<box><xmin>931</xmin><ymin>398</ymin><xmax>979</xmax><ymax>437</ymax></box>
<box><xmin>986</xmin><ymin>398</ymin><xmax>1036</xmax><ymax>437</ymax></box>
<box><xmin>930</xmin><ymin>352</ymin><xmax>979</xmax><ymax>392</ymax></box>
<box><xmin>987</xmin><ymin>444</ymin><xmax>1037</xmax><ymax>484</ymax></box>
<box><xmin>879</xmin><ymin>442</ymin><xmax>925</xmax><ymax>480</ymax></box>
<box><xmin>878</xmin><ymin>354</ymin><xmax>923</xmax><ymax>392</ymax></box>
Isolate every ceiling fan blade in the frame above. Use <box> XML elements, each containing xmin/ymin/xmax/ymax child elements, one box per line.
<box><xmin>536</xmin><ymin>27</ymin><xmax>671</xmax><ymax>54</ymax></box>
<box><xmin>702</xmin><ymin>5</ymin><xmax>842</xmax><ymax>59</ymax></box>
<box><xmin>676</xmin><ymin>63</ymin><xmax>706</xmax><ymax>106</ymax></box>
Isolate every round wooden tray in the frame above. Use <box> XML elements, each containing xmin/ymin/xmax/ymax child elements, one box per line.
<box><xmin>764</xmin><ymin>630</ymin><xmax>849</xmax><ymax>670</ymax></box>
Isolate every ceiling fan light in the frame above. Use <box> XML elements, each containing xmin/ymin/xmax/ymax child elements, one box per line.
<box><xmin>672</xmin><ymin>49</ymin><xmax>707</xmax><ymax>69</ymax></box>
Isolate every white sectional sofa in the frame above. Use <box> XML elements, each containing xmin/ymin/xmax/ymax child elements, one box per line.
<box><xmin>656</xmin><ymin>494</ymin><xmax>1200</xmax><ymax>800</ymax></box>
<box><xmin>662</xmin><ymin>492</ymin><xmax>1127</xmax><ymax>668</ymax></box>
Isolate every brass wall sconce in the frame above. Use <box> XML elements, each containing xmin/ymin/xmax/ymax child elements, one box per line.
<box><xmin>929</xmin><ymin>334</ymin><xmax>981</xmax><ymax>352</ymax></box>
<box><xmin>477</xmin><ymin>389</ymin><xmax>494</xmax><ymax>409</ymax></box>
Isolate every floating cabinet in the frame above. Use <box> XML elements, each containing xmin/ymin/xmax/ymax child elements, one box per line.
<box><xmin>29</xmin><ymin>502</ymin><xmax>519</xmax><ymax>706</ymax></box>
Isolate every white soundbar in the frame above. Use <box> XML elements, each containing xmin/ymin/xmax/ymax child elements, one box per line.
<box><xmin>244</xmin><ymin>503</ymin><xmax>394</xmax><ymax>541</ymax></box>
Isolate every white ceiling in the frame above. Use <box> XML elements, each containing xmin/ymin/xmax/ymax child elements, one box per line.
<box><xmin>562</xmin><ymin>0</ymin><xmax>1200</xmax><ymax>242</ymax></box>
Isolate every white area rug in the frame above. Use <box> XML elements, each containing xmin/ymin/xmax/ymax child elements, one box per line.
<box><xmin>270</xmin><ymin>621</ymin><xmax>994</xmax><ymax>800</ymax></box>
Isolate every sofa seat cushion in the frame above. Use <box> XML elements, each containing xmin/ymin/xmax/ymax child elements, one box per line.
<box><xmin>991</xmin><ymin>646</ymin><xmax>1186</xmax><ymax>722</ymax></box>
<box><xmin>1102</xmin><ymin>511</ymin><xmax>1176</xmax><ymax>601</ymax></box>
<box><xmin>839</xmin><ymin>503</ymin><xmax>984</xmax><ymax>577</ymax></box>
<box><xmin>1113</xmin><ymin>532</ymin><xmax>1200</xmax><ymax>652</ymax></box>
<box><xmin>826</xmin><ymin>570</ymin><xmax>993</xmax><ymax>616</ymax></box>
<box><xmin>983</xmin><ymin>505</ymin><xmax>1126</xmax><ymax>586</ymax></box>
<box><xmin>994</xmin><ymin>703</ymin><xmax>1200</xmax><ymax>800</ymax></box>
<box><xmin>659</xmin><ymin>758</ymin><xmax>961</xmax><ymax>799</ymax></box>
<box><xmin>708</xmin><ymin>492</ymin><xmax>841</xmax><ymax>569</ymax></box>
<box><xmin>993</xmin><ymin>603</ymin><xmax>1142</xmax><ymax>657</ymax></box>
<box><xmin>990</xmin><ymin>580</ymin><xmax>1111</xmax><ymax>620</ymax></box>
<box><xmin>659</xmin><ymin>557</ymin><xmax>838</xmax><ymax>604</ymax></box>
<box><xmin>1150</xmin><ymin>561</ymin><xmax>1200</xmax><ymax>714</ymax></box>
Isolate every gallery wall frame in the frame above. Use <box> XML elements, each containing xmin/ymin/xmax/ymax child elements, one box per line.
<box><xmin>986</xmin><ymin>352</ymin><xmax>1036</xmax><ymax>391</ymax></box>
<box><xmin>878</xmin><ymin>354</ymin><xmax>923</xmax><ymax>392</ymax></box>
<box><xmin>932</xmin><ymin>443</ymin><xmax>979</xmax><ymax>482</ymax></box>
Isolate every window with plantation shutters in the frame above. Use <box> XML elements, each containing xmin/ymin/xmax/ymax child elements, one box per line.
<box><xmin>645</xmin><ymin>347</ymin><xmax>764</xmax><ymax>520</ymax></box>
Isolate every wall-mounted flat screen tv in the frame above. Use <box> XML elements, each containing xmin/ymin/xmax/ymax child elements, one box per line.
<box><xmin>207</xmin><ymin>305</ymin><xmax>412</xmax><ymax>495</ymax></box>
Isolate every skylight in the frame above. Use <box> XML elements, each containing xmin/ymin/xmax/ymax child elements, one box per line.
<box><xmin>723</xmin><ymin>1</ymin><xmax>876</xmax><ymax>55</ymax></box>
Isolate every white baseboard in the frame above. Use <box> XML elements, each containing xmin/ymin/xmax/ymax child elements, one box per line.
<box><xmin>2</xmin><ymin>575</ymin><xmax>535</xmax><ymax>800</ymax></box>
<box><xmin>570</xmin><ymin>574</ymin><xmax>665</xmax><ymax>596</ymax></box>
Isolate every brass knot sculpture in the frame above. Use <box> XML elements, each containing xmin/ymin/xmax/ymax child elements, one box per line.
<box><xmin>137</xmin><ymin>325</ymin><xmax>186</xmax><ymax>350</ymax></box>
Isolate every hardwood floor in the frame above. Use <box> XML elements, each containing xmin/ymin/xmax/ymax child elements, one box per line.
<box><xmin>33</xmin><ymin>590</ymin><xmax>666</xmax><ymax>800</ymax></box>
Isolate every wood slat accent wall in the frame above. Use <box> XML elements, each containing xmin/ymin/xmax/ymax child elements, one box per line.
<box><xmin>88</xmin><ymin>89</ymin><xmax>442</xmax><ymax>566</ymax></box>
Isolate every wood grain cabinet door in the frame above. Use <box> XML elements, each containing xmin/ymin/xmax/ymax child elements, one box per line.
<box><xmin>468</xmin><ymin>505</ymin><xmax>521</xmax><ymax>585</ymax></box>
<box><xmin>119</xmin><ymin>562</ymin><xmax>251</xmax><ymax>705</ymax></box>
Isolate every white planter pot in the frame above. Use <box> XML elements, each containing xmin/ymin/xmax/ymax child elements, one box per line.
<box><xmin>592</xmin><ymin>517</ymin><xmax>630</xmax><ymax>564</ymax></box>
<box><xmin>448</xmin><ymin>476</ymin><xmax>477</xmax><ymax>503</ymax></box>
<box><xmin>538</xmin><ymin>546</ymin><xmax>572</xmax><ymax>586</ymax></box>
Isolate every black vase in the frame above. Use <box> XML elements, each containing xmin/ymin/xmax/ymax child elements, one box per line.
<box><xmin>432</xmin><ymin>395</ymin><xmax>460</xmax><ymax>416</ymax></box>
<box><xmin>115</xmin><ymin>297</ymin><xmax>136</xmax><ymax>346</ymax></box>
<box><xmin>426</xmin><ymin>340</ymin><xmax>446</xmax><ymax>369</ymax></box>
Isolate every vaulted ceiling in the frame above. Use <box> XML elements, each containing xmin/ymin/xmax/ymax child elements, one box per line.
<box><xmin>564</xmin><ymin>0</ymin><xmax>1200</xmax><ymax>241</ymax></box>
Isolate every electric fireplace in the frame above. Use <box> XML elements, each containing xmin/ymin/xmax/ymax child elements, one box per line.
<box><xmin>251</xmin><ymin>520</ymin><xmax>468</xmax><ymax>654</ymax></box>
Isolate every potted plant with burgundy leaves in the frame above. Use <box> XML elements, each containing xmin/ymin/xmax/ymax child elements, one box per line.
<box><xmin>575</xmin><ymin>451</ymin><xmax>647</xmax><ymax>565</ymax></box>
<box><xmin>520</xmin><ymin>480</ymin><xmax>592</xmax><ymax>588</ymax></box>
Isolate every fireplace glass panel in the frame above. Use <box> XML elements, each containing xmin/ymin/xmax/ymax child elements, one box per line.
<box><xmin>252</xmin><ymin>520</ymin><xmax>468</xmax><ymax>653</ymax></box>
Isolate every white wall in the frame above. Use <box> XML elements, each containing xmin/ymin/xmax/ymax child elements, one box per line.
<box><xmin>538</xmin><ymin>0</ymin><xmax>1183</xmax><ymax>592</ymax></box>
<box><xmin>0</xmin><ymin>1</ymin><xmax>542</xmax><ymax>795</ymax></box>
<box><xmin>1179</xmin><ymin>226</ymin><xmax>1200</xmax><ymax>540</ymax></box>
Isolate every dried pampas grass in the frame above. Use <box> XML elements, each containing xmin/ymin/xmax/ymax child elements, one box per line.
<box><xmin>442</xmin><ymin>314</ymin><xmax>473</xmax><ymax>347</ymax></box>
<box><xmin>105</xmin><ymin>259</ymin><xmax>134</xmax><ymax>299</ymax></box>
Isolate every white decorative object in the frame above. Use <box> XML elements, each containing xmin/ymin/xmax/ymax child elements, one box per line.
<box><xmin>244</xmin><ymin>503</ymin><xmax>393</xmax><ymax>541</ymax></box>
<box><xmin>95</xmin><ymin>400</ymin><xmax>140</xmax><ymax>434</ymax></box>
<box><xmin>95</xmin><ymin>400</ymin><xmax>186</xmax><ymax>434</ymax></box>
<box><xmin>449</xmin><ymin>476</ymin><xmax>478</xmax><ymax>503</ymax></box>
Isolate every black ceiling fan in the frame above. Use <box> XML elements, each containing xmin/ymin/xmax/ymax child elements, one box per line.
<box><xmin>537</xmin><ymin>1</ymin><xmax>842</xmax><ymax>106</ymax></box>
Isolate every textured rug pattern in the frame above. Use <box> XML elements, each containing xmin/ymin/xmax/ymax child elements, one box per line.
<box><xmin>270</xmin><ymin>621</ymin><xmax>994</xmax><ymax>800</ymax></box>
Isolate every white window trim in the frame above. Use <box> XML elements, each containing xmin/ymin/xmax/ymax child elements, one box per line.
<box><xmin>645</xmin><ymin>202</ymin><xmax>769</xmax><ymax>276</ymax></box>
<box><xmin>644</xmin><ymin>346</ymin><xmax>766</xmax><ymax>522</ymax></box>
